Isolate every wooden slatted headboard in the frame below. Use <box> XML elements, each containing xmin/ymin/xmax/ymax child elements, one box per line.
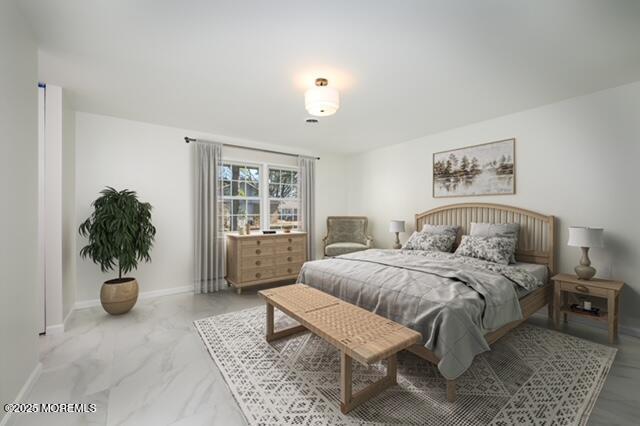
<box><xmin>415</xmin><ymin>203</ymin><xmax>556</xmax><ymax>274</ymax></box>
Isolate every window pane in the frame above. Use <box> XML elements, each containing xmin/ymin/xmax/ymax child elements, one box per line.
<box><xmin>268</xmin><ymin>184</ymin><xmax>279</xmax><ymax>197</ymax></box>
<box><xmin>246</xmin><ymin>181</ymin><xmax>259</xmax><ymax>197</ymax></box>
<box><xmin>282</xmin><ymin>184</ymin><xmax>297</xmax><ymax>198</ymax></box>
<box><xmin>232</xmin><ymin>199</ymin><xmax>246</xmax><ymax>215</ymax></box>
<box><xmin>238</xmin><ymin>167</ymin><xmax>250</xmax><ymax>180</ymax></box>
<box><xmin>223</xmin><ymin>180</ymin><xmax>231</xmax><ymax>196</ymax></box>
<box><xmin>247</xmin><ymin>167</ymin><xmax>259</xmax><ymax>182</ymax></box>
<box><xmin>222</xmin><ymin>165</ymin><xmax>232</xmax><ymax>180</ymax></box>
<box><xmin>247</xmin><ymin>215</ymin><xmax>261</xmax><ymax>230</ymax></box>
<box><xmin>281</xmin><ymin>170</ymin><xmax>292</xmax><ymax>184</ymax></box>
<box><xmin>291</xmin><ymin>171</ymin><xmax>298</xmax><ymax>184</ymax></box>
<box><xmin>231</xmin><ymin>165</ymin><xmax>242</xmax><ymax>180</ymax></box>
<box><xmin>269</xmin><ymin>169</ymin><xmax>280</xmax><ymax>183</ymax></box>
<box><xmin>269</xmin><ymin>199</ymin><xmax>300</xmax><ymax>229</ymax></box>
<box><xmin>247</xmin><ymin>200</ymin><xmax>260</xmax><ymax>215</ymax></box>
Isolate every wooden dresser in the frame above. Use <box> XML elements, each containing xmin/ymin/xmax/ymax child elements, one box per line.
<box><xmin>226</xmin><ymin>231</ymin><xmax>308</xmax><ymax>294</ymax></box>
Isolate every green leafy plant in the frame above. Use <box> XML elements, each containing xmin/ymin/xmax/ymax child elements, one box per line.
<box><xmin>79</xmin><ymin>187</ymin><xmax>156</xmax><ymax>280</ymax></box>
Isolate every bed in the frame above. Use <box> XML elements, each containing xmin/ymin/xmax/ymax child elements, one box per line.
<box><xmin>298</xmin><ymin>203</ymin><xmax>555</xmax><ymax>402</ymax></box>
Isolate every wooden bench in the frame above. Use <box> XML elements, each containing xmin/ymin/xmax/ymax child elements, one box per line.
<box><xmin>258</xmin><ymin>284</ymin><xmax>421</xmax><ymax>414</ymax></box>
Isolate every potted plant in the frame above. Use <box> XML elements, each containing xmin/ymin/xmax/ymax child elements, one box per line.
<box><xmin>79</xmin><ymin>187</ymin><xmax>156</xmax><ymax>315</ymax></box>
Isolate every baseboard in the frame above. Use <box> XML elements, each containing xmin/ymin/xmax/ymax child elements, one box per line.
<box><xmin>532</xmin><ymin>311</ymin><xmax>640</xmax><ymax>338</ymax></box>
<box><xmin>44</xmin><ymin>306</ymin><xmax>75</xmax><ymax>335</ymax></box>
<box><xmin>74</xmin><ymin>284</ymin><xmax>193</xmax><ymax>310</ymax></box>
<box><xmin>0</xmin><ymin>362</ymin><xmax>42</xmax><ymax>426</ymax></box>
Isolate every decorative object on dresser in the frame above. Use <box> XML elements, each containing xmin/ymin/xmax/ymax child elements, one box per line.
<box><xmin>568</xmin><ymin>226</ymin><xmax>604</xmax><ymax>280</ymax></box>
<box><xmin>552</xmin><ymin>273</ymin><xmax>623</xmax><ymax>344</ymax></box>
<box><xmin>322</xmin><ymin>216</ymin><xmax>373</xmax><ymax>257</ymax></box>
<box><xmin>433</xmin><ymin>138</ymin><xmax>515</xmax><ymax>198</ymax></box>
<box><xmin>389</xmin><ymin>220</ymin><xmax>405</xmax><ymax>249</ymax></box>
<box><xmin>226</xmin><ymin>231</ymin><xmax>307</xmax><ymax>294</ymax></box>
<box><xmin>258</xmin><ymin>284</ymin><xmax>421</xmax><ymax>414</ymax></box>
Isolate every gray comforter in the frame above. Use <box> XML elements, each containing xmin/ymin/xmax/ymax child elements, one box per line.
<box><xmin>297</xmin><ymin>249</ymin><xmax>543</xmax><ymax>380</ymax></box>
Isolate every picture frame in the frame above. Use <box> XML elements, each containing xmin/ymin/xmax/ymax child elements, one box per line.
<box><xmin>432</xmin><ymin>138</ymin><xmax>516</xmax><ymax>198</ymax></box>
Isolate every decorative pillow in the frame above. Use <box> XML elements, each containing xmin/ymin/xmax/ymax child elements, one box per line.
<box><xmin>421</xmin><ymin>224</ymin><xmax>460</xmax><ymax>237</ymax></box>
<box><xmin>403</xmin><ymin>232</ymin><xmax>456</xmax><ymax>252</ymax></box>
<box><xmin>470</xmin><ymin>222</ymin><xmax>520</xmax><ymax>263</ymax></box>
<box><xmin>454</xmin><ymin>235</ymin><xmax>516</xmax><ymax>265</ymax></box>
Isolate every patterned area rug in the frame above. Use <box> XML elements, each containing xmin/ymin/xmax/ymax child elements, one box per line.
<box><xmin>194</xmin><ymin>306</ymin><xmax>616</xmax><ymax>425</ymax></box>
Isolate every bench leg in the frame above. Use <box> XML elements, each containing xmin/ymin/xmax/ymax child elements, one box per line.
<box><xmin>340</xmin><ymin>352</ymin><xmax>398</xmax><ymax>414</ymax></box>
<box><xmin>446</xmin><ymin>379</ymin><xmax>457</xmax><ymax>402</ymax></box>
<box><xmin>264</xmin><ymin>302</ymin><xmax>307</xmax><ymax>342</ymax></box>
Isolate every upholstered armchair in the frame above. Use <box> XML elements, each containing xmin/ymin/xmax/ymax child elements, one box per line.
<box><xmin>322</xmin><ymin>216</ymin><xmax>374</xmax><ymax>257</ymax></box>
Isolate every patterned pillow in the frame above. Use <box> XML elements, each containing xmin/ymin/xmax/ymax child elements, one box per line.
<box><xmin>454</xmin><ymin>235</ymin><xmax>516</xmax><ymax>265</ymax></box>
<box><xmin>402</xmin><ymin>232</ymin><xmax>456</xmax><ymax>252</ymax></box>
<box><xmin>421</xmin><ymin>224</ymin><xmax>460</xmax><ymax>237</ymax></box>
<box><xmin>470</xmin><ymin>223</ymin><xmax>520</xmax><ymax>263</ymax></box>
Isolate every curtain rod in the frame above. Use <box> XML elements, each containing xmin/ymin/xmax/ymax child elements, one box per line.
<box><xmin>184</xmin><ymin>137</ymin><xmax>320</xmax><ymax>160</ymax></box>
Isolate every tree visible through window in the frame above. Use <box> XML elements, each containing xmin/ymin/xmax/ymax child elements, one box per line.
<box><xmin>268</xmin><ymin>167</ymin><xmax>299</xmax><ymax>229</ymax></box>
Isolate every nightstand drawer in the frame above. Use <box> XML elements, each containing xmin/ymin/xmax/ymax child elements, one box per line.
<box><xmin>560</xmin><ymin>281</ymin><xmax>609</xmax><ymax>298</ymax></box>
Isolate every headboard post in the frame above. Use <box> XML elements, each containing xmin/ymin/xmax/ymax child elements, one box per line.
<box><xmin>415</xmin><ymin>203</ymin><xmax>556</xmax><ymax>276</ymax></box>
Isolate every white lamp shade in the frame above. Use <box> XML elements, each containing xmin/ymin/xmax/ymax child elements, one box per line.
<box><xmin>568</xmin><ymin>227</ymin><xmax>604</xmax><ymax>248</ymax></box>
<box><xmin>304</xmin><ymin>85</ymin><xmax>340</xmax><ymax>117</ymax></box>
<box><xmin>389</xmin><ymin>220</ymin><xmax>405</xmax><ymax>233</ymax></box>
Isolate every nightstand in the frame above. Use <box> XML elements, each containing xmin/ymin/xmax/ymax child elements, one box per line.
<box><xmin>551</xmin><ymin>273</ymin><xmax>624</xmax><ymax>344</ymax></box>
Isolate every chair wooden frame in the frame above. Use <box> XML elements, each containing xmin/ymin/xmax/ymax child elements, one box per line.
<box><xmin>410</xmin><ymin>203</ymin><xmax>556</xmax><ymax>402</ymax></box>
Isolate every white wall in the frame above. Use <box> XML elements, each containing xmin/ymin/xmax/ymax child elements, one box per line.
<box><xmin>346</xmin><ymin>81</ymin><xmax>640</xmax><ymax>331</ymax></box>
<box><xmin>62</xmin><ymin>93</ymin><xmax>76</xmax><ymax>319</ymax></box>
<box><xmin>74</xmin><ymin>113</ymin><xmax>348</xmax><ymax>303</ymax></box>
<box><xmin>0</xmin><ymin>0</ymin><xmax>39</xmax><ymax>420</ymax></box>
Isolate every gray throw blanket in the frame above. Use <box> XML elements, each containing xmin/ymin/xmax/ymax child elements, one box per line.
<box><xmin>297</xmin><ymin>249</ymin><xmax>543</xmax><ymax>380</ymax></box>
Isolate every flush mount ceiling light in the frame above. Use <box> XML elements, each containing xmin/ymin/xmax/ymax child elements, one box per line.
<box><xmin>304</xmin><ymin>78</ymin><xmax>340</xmax><ymax>117</ymax></box>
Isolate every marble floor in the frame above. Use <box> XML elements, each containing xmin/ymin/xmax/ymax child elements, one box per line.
<box><xmin>8</xmin><ymin>288</ymin><xmax>640</xmax><ymax>426</ymax></box>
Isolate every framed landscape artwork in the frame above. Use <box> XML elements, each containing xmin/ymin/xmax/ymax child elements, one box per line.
<box><xmin>433</xmin><ymin>138</ymin><xmax>515</xmax><ymax>198</ymax></box>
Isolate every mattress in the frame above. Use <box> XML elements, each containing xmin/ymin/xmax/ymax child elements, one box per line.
<box><xmin>513</xmin><ymin>262</ymin><xmax>549</xmax><ymax>298</ymax></box>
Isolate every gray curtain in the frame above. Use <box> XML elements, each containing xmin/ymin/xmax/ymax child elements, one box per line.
<box><xmin>298</xmin><ymin>156</ymin><xmax>316</xmax><ymax>260</ymax></box>
<box><xmin>193</xmin><ymin>142</ymin><xmax>225</xmax><ymax>293</ymax></box>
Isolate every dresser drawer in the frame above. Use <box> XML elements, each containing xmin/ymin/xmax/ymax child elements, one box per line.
<box><xmin>241</xmin><ymin>267</ymin><xmax>275</xmax><ymax>282</ymax></box>
<box><xmin>241</xmin><ymin>246</ymin><xmax>275</xmax><ymax>257</ymax></box>
<box><xmin>241</xmin><ymin>256</ymin><xmax>275</xmax><ymax>268</ymax></box>
<box><xmin>275</xmin><ymin>235</ymin><xmax>306</xmax><ymax>245</ymax></box>
<box><xmin>276</xmin><ymin>263</ymin><xmax>303</xmax><ymax>277</ymax></box>
<box><xmin>274</xmin><ymin>242</ymin><xmax>304</xmax><ymax>254</ymax></box>
<box><xmin>274</xmin><ymin>253</ymin><xmax>305</xmax><ymax>265</ymax></box>
<box><xmin>239</xmin><ymin>238</ymin><xmax>276</xmax><ymax>247</ymax></box>
<box><xmin>560</xmin><ymin>281</ymin><xmax>609</xmax><ymax>298</ymax></box>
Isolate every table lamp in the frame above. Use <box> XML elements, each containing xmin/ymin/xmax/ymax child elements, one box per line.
<box><xmin>568</xmin><ymin>227</ymin><xmax>603</xmax><ymax>280</ymax></box>
<box><xmin>389</xmin><ymin>220</ymin><xmax>405</xmax><ymax>249</ymax></box>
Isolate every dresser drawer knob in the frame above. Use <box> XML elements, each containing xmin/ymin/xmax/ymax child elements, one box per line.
<box><xmin>256</xmin><ymin>240</ymin><xmax>261</xmax><ymax>246</ymax></box>
<box><xmin>575</xmin><ymin>285</ymin><xmax>589</xmax><ymax>293</ymax></box>
<box><xmin>288</xmin><ymin>238</ymin><xmax>292</xmax><ymax>243</ymax></box>
<box><xmin>287</xmin><ymin>268</ymin><xmax>292</xmax><ymax>274</ymax></box>
<box><xmin>255</xmin><ymin>272</ymin><xmax>261</xmax><ymax>279</ymax></box>
<box><xmin>287</xmin><ymin>246</ymin><xmax>293</xmax><ymax>251</ymax></box>
<box><xmin>255</xmin><ymin>260</ymin><xmax>261</xmax><ymax>266</ymax></box>
<box><xmin>255</xmin><ymin>249</ymin><xmax>261</xmax><ymax>255</ymax></box>
<box><xmin>287</xmin><ymin>256</ymin><xmax>292</xmax><ymax>262</ymax></box>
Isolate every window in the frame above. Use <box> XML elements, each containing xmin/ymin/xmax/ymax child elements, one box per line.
<box><xmin>268</xmin><ymin>167</ymin><xmax>299</xmax><ymax>229</ymax></box>
<box><xmin>221</xmin><ymin>163</ymin><xmax>261</xmax><ymax>232</ymax></box>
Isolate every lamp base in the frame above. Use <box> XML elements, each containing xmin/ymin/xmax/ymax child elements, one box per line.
<box><xmin>575</xmin><ymin>265</ymin><xmax>596</xmax><ymax>280</ymax></box>
<box><xmin>392</xmin><ymin>243</ymin><xmax>402</xmax><ymax>249</ymax></box>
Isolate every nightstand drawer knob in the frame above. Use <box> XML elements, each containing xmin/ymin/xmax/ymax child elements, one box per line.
<box><xmin>575</xmin><ymin>285</ymin><xmax>589</xmax><ymax>293</ymax></box>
